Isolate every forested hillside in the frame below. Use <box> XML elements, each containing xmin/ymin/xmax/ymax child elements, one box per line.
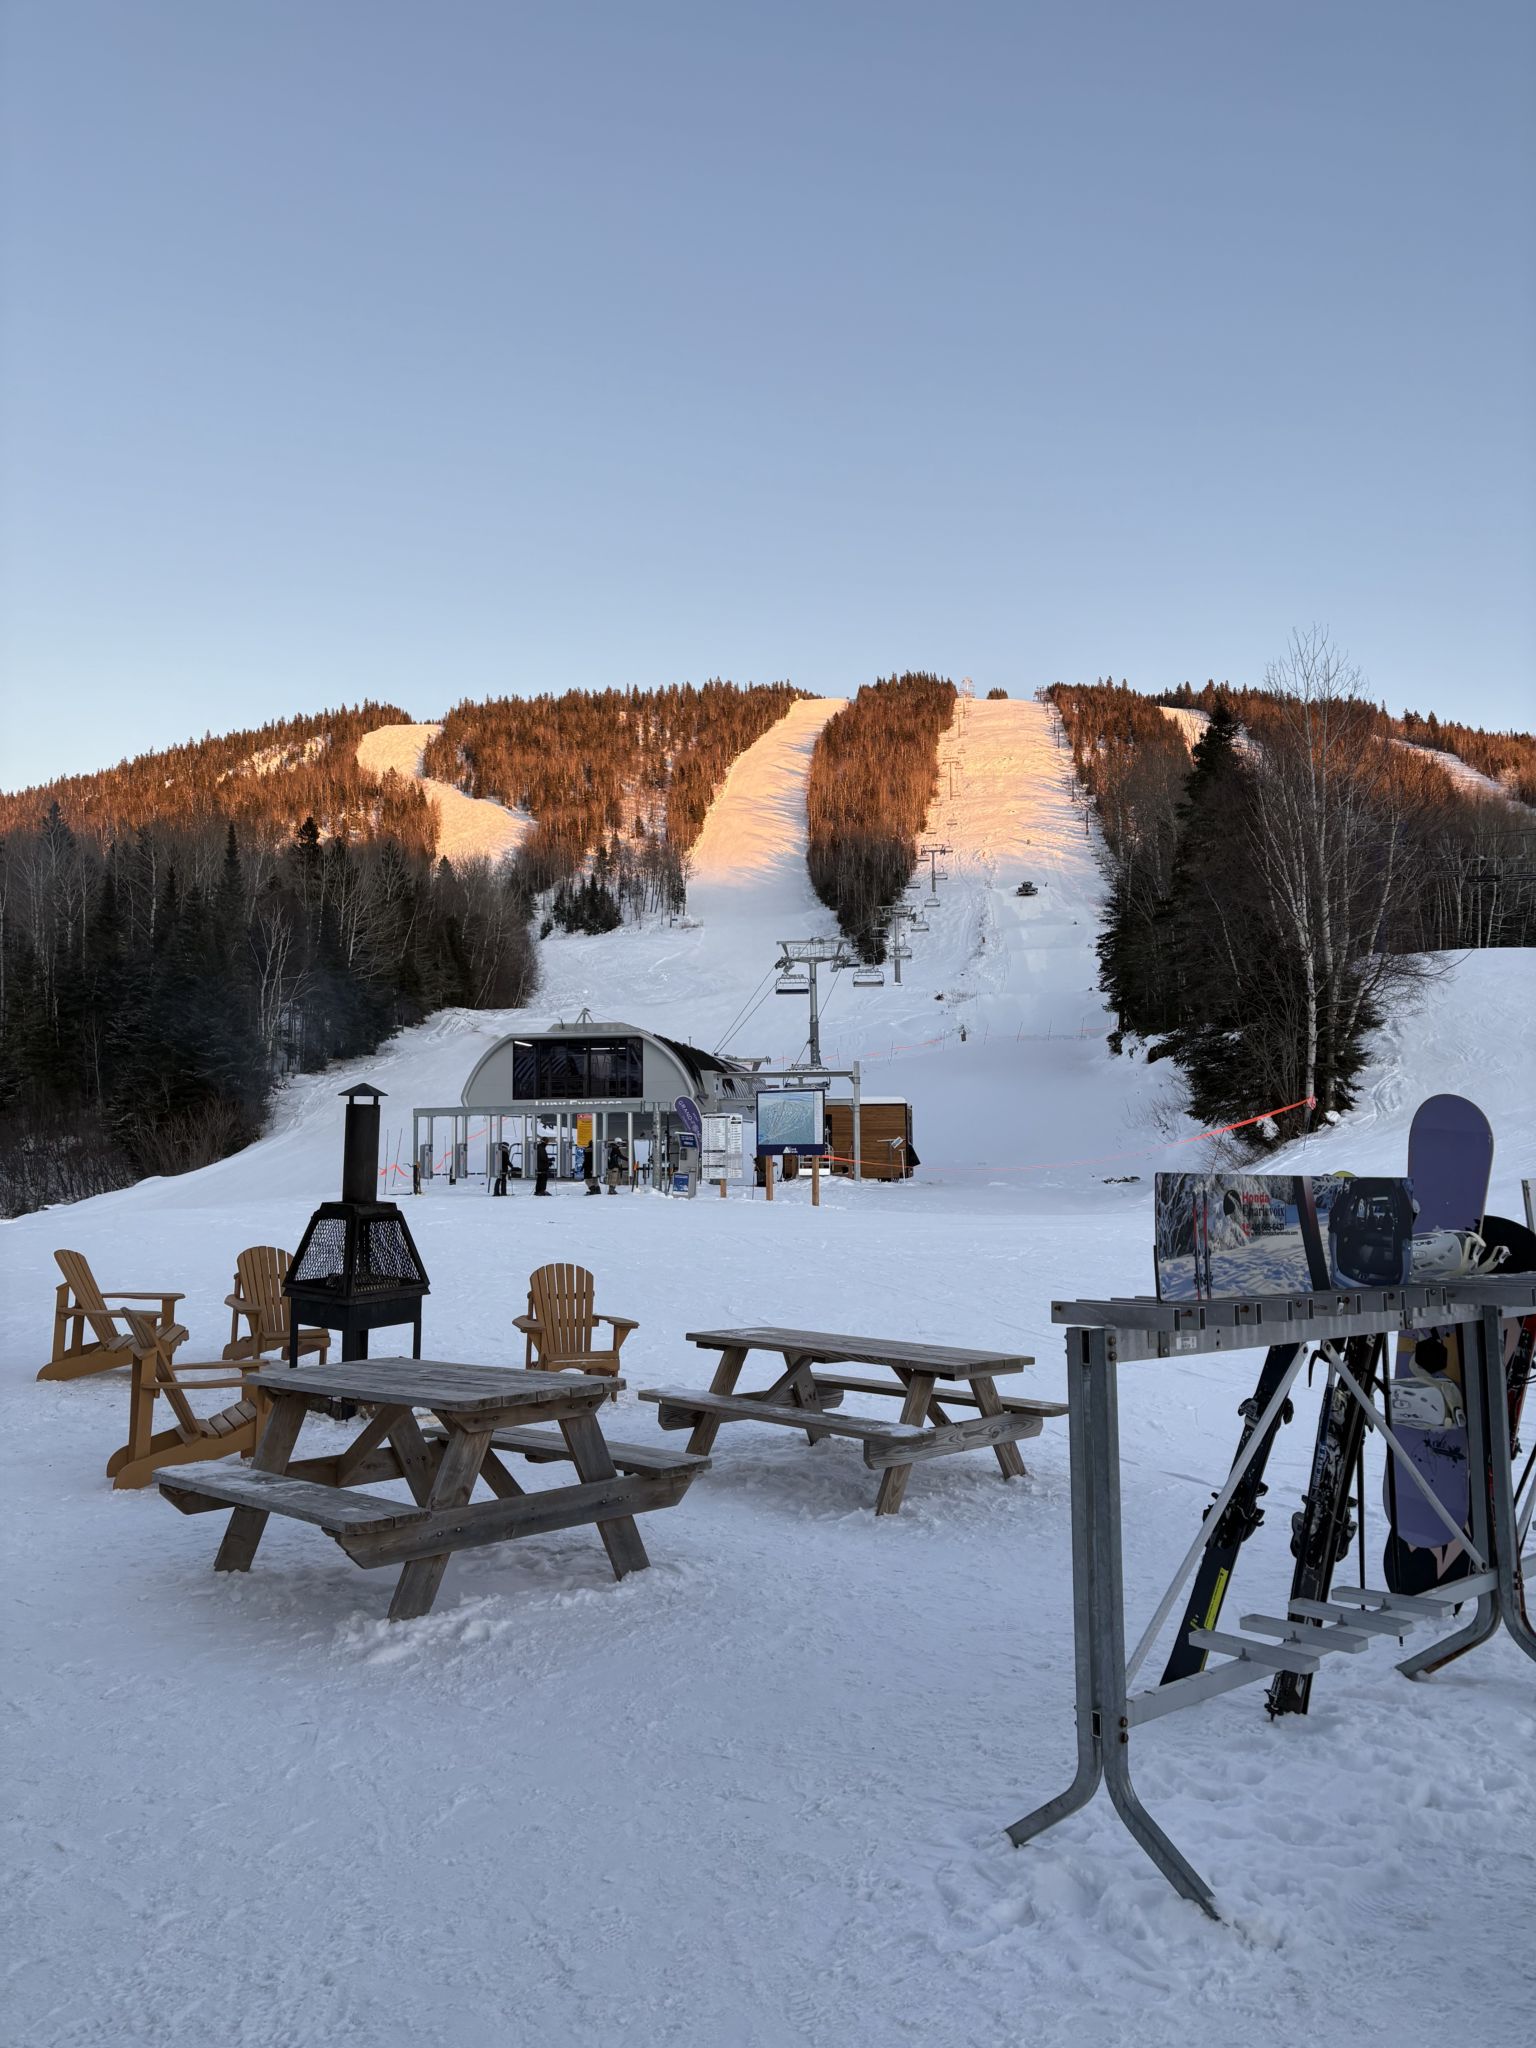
<box><xmin>0</xmin><ymin>704</ymin><xmax>438</xmax><ymax>853</ymax></box>
<box><xmin>806</xmin><ymin>672</ymin><xmax>956</xmax><ymax>956</ymax></box>
<box><xmin>0</xmin><ymin>808</ymin><xmax>536</xmax><ymax>1215</ymax></box>
<box><xmin>425</xmin><ymin>682</ymin><xmax>806</xmax><ymax>926</ymax></box>
<box><xmin>0</xmin><ymin>680</ymin><xmax>807</xmax><ymax>1211</ymax></box>
<box><xmin>1056</xmin><ymin>635</ymin><xmax>1536</xmax><ymax>1138</ymax></box>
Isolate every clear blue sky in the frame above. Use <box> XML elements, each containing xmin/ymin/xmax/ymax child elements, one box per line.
<box><xmin>3</xmin><ymin>0</ymin><xmax>1532</xmax><ymax>789</ymax></box>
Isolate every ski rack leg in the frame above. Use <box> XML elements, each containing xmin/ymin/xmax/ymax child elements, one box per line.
<box><xmin>1477</xmin><ymin>1303</ymin><xmax>1536</xmax><ymax>1663</ymax></box>
<box><xmin>1006</xmin><ymin>1327</ymin><xmax>1219</xmax><ymax>1920</ymax></box>
<box><xmin>1006</xmin><ymin>1330</ymin><xmax>1103</xmax><ymax>1845</ymax></box>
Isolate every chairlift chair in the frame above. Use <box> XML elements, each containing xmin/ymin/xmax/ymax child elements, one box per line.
<box><xmin>852</xmin><ymin>965</ymin><xmax>885</xmax><ymax>987</ymax></box>
<box><xmin>926</xmin><ymin>895</ymin><xmax>941</xmax><ymax>908</ymax></box>
<box><xmin>775</xmin><ymin>971</ymin><xmax>810</xmax><ymax>996</ymax></box>
<box><xmin>909</xmin><ymin>916</ymin><xmax>929</xmax><ymax>933</ymax></box>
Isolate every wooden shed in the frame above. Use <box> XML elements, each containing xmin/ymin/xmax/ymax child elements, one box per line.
<box><xmin>827</xmin><ymin>1098</ymin><xmax>914</xmax><ymax>1180</ymax></box>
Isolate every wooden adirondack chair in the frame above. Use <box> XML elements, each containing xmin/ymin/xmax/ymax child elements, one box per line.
<box><xmin>106</xmin><ymin>1310</ymin><xmax>264</xmax><ymax>1491</ymax></box>
<box><xmin>222</xmin><ymin>1246</ymin><xmax>330</xmax><ymax>1366</ymax></box>
<box><xmin>41</xmin><ymin>1249</ymin><xmax>186</xmax><ymax>1382</ymax></box>
<box><xmin>513</xmin><ymin>1264</ymin><xmax>637</xmax><ymax>1378</ymax></box>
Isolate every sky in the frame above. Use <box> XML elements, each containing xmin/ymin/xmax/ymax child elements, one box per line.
<box><xmin>2</xmin><ymin>0</ymin><xmax>1532</xmax><ymax>790</ymax></box>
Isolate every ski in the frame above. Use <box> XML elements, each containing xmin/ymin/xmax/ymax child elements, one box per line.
<box><xmin>1159</xmin><ymin>1342</ymin><xmax>1303</xmax><ymax>1684</ymax></box>
<box><xmin>1265</xmin><ymin>1332</ymin><xmax>1383</xmax><ymax>1717</ymax></box>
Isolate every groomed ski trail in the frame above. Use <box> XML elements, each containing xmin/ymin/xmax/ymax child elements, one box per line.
<box><xmin>356</xmin><ymin>722</ymin><xmax>531</xmax><ymax>864</ymax></box>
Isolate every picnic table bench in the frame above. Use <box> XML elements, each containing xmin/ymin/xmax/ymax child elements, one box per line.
<box><xmin>641</xmin><ymin>1326</ymin><xmax>1065</xmax><ymax>1515</ymax></box>
<box><xmin>157</xmin><ymin>1357</ymin><xmax>706</xmax><ymax>1621</ymax></box>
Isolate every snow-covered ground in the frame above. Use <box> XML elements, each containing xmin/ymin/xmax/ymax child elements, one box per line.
<box><xmin>4</xmin><ymin>697</ymin><xmax>1534</xmax><ymax>2047</ymax></box>
<box><xmin>357</xmin><ymin>721</ymin><xmax>531</xmax><ymax>864</ymax></box>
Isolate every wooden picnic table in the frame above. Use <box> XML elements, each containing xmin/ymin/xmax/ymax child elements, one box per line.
<box><xmin>641</xmin><ymin>1326</ymin><xmax>1066</xmax><ymax>1515</ymax></box>
<box><xmin>156</xmin><ymin>1357</ymin><xmax>707</xmax><ymax>1621</ymax></box>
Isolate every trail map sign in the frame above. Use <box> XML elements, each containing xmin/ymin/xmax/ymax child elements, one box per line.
<box><xmin>755</xmin><ymin>1088</ymin><xmax>827</xmax><ymax>1157</ymax></box>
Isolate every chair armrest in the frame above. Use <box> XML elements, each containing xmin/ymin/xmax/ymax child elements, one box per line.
<box><xmin>512</xmin><ymin>1314</ymin><xmax>541</xmax><ymax>1337</ymax></box>
<box><xmin>167</xmin><ymin>1371</ymin><xmax>249</xmax><ymax>1389</ymax></box>
<box><xmin>104</xmin><ymin>1290</ymin><xmax>186</xmax><ymax>1302</ymax></box>
<box><xmin>601</xmin><ymin>1315</ymin><xmax>639</xmax><ymax>1334</ymax></box>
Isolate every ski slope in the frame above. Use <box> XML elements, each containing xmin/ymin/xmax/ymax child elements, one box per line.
<box><xmin>3</xmin><ymin>693</ymin><xmax>1534</xmax><ymax>2048</ymax></box>
<box><xmin>356</xmin><ymin>721</ymin><xmax>531</xmax><ymax>863</ymax></box>
<box><xmin>1160</xmin><ymin>702</ymin><xmax>1526</xmax><ymax>809</ymax></box>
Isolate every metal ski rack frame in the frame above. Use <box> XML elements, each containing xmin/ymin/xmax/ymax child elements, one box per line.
<box><xmin>1005</xmin><ymin>1274</ymin><xmax>1536</xmax><ymax>1920</ymax></box>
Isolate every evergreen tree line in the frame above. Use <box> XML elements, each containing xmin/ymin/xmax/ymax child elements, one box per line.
<box><xmin>806</xmin><ymin>673</ymin><xmax>958</xmax><ymax>957</ymax></box>
<box><xmin>424</xmin><ymin>681</ymin><xmax>805</xmax><ymax>906</ymax></box>
<box><xmin>0</xmin><ymin>702</ymin><xmax>437</xmax><ymax>853</ymax></box>
<box><xmin>1052</xmin><ymin>635</ymin><xmax>1536</xmax><ymax>1140</ymax></box>
<box><xmin>0</xmin><ymin>809</ymin><xmax>537</xmax><ymax>1217</ymax></box>
<box><xmin>1154</xmin><ymin>679</ymin><xmax>1536</xmax><ymax>805</ymax></box>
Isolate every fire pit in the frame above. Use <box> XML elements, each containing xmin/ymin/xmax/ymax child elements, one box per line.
<box><xmin>283</xmin><ymin>1084</ymin><xmax>430</xmax><ymax>1364</ymax></box>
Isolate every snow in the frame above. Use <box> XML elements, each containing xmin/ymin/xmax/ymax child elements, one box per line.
<box><xmin>1391</xmin><ymin>737</ymin><xmax>1523</xmax><ymax>806</ymax></box>
<box><xmin>356</xmin><ymin>722</ymin><xmax>531</xmax><ymax>864</ymax></box>
<box><xmin>1158</xmin><ymin>704</ymin><xmax>1212</xmax><ymax>752</ymax></box>
<box><xmin>1161</xmin><ymin>704</ymin><xmax>1524</xmax><ymax>809</ymax></box>
<box><xmin>4</xmin><ymin>693</ymin><xmax>1535</xmax><ymax>2047</ymax></box>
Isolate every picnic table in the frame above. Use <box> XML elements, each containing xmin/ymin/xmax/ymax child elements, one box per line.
<box><xmin>641</xmin><ymin>1326</ymin><xmax>1066</xmax><ymax>1515</ymax></box>
<box><xmin>156</xmin><ymin>1357</ymin><xmax>707</xmax><ymax>1621</ymax></box>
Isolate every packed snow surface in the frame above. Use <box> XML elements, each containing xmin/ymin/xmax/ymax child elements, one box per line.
<box><xmin>5</xmin><ymin>693</ymin><xmax>1534</xmax><ymax>2047</ymax></box>
<box><xmin>357</xmin><ymin>721</ymin><xmax>531</xmax><ymax>863</ymax></box>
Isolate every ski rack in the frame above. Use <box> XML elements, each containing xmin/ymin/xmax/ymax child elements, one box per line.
<box><xmin>1006</xmin><ymin>1275</ymin><xmax>1536</xmax><ymax>1920</ymax></box>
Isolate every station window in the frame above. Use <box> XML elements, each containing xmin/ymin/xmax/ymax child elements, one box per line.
<box><xmin>511</xmin><ymin>1036</ymin><xmax>643</xmax><ymax>1101</ymax></box>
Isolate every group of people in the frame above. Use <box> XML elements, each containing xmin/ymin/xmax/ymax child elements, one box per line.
<box><xmin>523</xmin><ymin>1135</ymin><xmax>629</xmax><ymax>1197</ymax></box>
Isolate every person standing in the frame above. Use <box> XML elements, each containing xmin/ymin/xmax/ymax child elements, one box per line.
<box><xmin>534</xmin><ymin>1134</ymin><xmax>554</xmax><ymax>1197</ymax></box>
<box><xmin>605</xmin><ymin>1136</ymin><xmax>628</xmax><ymax>1194</ymax></box>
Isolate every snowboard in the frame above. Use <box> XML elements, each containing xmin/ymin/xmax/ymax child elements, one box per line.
<box><xmin>1382</xmin><ymin>1095</ymin><xmax>1494</xmax><ymax>1594</ymax></box>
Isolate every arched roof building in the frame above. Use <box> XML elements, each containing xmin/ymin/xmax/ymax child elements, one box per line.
<box><xmin>460</xmin><ymin>1015</ymin><xmax>760</xmax><ymax>1116</ymax></box>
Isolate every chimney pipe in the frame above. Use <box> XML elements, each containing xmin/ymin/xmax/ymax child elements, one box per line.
<box><xmin>340</xmin><ymin>1083</ymin><xmax>384</xmax><ymax>1204</ymax></box>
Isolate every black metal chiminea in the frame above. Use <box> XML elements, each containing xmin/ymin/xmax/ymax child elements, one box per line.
<box><xmin>283</xmin><ymin>1083</ymin><xmax>430</xmax><ymax>1364</ymax></box>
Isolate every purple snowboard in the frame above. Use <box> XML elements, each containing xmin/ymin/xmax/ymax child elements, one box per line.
<box><xmin>1384</xmin><ymin>1094</ymin><xmax>1493</xmax><ymax>1577</ymax></box>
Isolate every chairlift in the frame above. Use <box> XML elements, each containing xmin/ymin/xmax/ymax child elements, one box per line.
<box><xmin>934</xmin><ymin>868</ymin><xmax>949</xmax><ymax>882</ymax></box>
<box><xmin>775</xmin><ymin>971</ymin><xmax>810</xmax><ymax>996</ymax></box>
<box><xmin>852</xmin><ymin>964</ymin><xmax>885</xmax><ymax>987</ymax></box>
<box><xmin>909</xmin><ymin>916</ymin><xmax>929</xmax><ymax>933</ymax></box>
<box><xmin>926</xmin><ymin>895</ymin><xmax>940</xmax><ymax>908</ymax></box>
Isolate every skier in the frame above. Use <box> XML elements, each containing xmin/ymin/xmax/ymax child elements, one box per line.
<box><xmin>583</xmin><ymin>1142</ymin><xmax>602</xmax><ymax>1196</ymax></box>
<box><xmin>533</xmin><ymin>1135</ymin><xmax>554</xmax><ymax>1197</ymax></box>
<box><xmin>493</xmin><ymin>1140</ymin><xmax>511</xmax><ymax>1198</ymax></box>
<box><xmin>605</xmin><ymin>1136</ymin><xmax>628</xmax><ymax>1194</ymax></box>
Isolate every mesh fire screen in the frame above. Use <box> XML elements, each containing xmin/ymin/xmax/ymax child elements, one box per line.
<box><xmin>288</xmin><ymin>1206</ymin><xmax>429</xmax><ymax>1294</ymax></box>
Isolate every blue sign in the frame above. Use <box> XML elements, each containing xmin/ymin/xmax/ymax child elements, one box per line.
<box><xmin>674</xmin><ymin>1096</ymin><xmax>703</xmax><ymax>1141</ymax></box>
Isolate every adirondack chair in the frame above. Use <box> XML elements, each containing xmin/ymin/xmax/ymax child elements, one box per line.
<box><xmin>40</xmin><ymin>1249</ymin><xmax>186</xmax><ymax>1383</ymax></box>
<box><xmin>513</xmin><ymin>1263</ymin><xmax>637</xmax><ymax>1379</ymax></box>
<box><xmin>222</xmin><ymin>1246</ymin><xmax>330</xmax><ymax>1366</ymax></box>
<box><xmin>106</xmin><ymin>1310</ymin><xmax>264</xmax><ymax>1491</ymax></box>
